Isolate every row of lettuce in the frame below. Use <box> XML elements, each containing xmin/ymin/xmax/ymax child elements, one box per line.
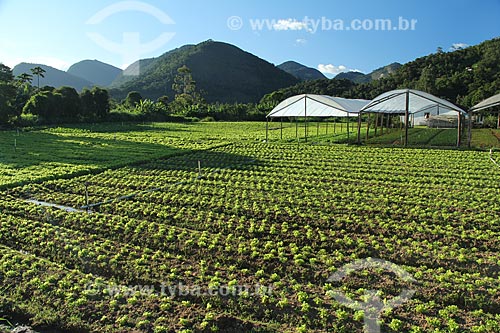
<box><xmin>1</xmin><ymin>143</ymin><xmax>499</xmax><ymax>331</ymax></box>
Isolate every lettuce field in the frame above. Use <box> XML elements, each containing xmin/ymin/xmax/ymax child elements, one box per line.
<box><xmin>1</xmin><ymin>122</ymin><xmax>500</xmax><ymax>332</ymax></box>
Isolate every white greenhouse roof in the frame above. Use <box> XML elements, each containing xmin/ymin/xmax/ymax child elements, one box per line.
<box><xmin>267</xmin><ymin>94</ymin><xmax>370</xmax><ymax>118</ymax></box>
<box><xmin>470</xmin><ymin>93</ymin><xmax>500</xmax><ymax>112</ymax></box>
<box><xmin>361</xmin><ymin>89</ymin><xmax>466</xmax><ymax>115</ymax></box>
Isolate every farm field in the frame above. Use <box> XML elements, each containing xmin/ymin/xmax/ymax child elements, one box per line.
<box><xmin>1</xmin><ymin>122</ymin><xmax>500</xmax><ymax>333</ymax></box>
<box><xmin>2</xmin><ymin>122</ymin><xmax>499</xmax><ymax>190</ymax></box>
<box><xmin>0</xmin><ymin>122</ymin><xmax>267</xmax><ymax>189</ymax></box>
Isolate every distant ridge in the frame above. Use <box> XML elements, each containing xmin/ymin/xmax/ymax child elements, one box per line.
<box><xmin>335</xmin><ymin>62</ymin><xmax>402</xmax><ymax>83</ymax></box>
<box><xmin>262</xmin><ymin>37</ymin><xmax>500</xmax><ymax>108</ymax></box>
<box><xmin>278</xmin><ymin>61</ymin><xmax>327</xmax><ymax>81</ymax></box>
<box><xmin>12</xmin><ymin>63</ymin><xmax>94</xmax><ymax>91</ymax></box>
<box><xmin>110</xmin><ymin>40</ymin><xmax>299</xmax><ymax>103</ymax></box>
<box><xmin>334</xmin><ymin>71</ymin><xmax>366</xmax><ymax>83</ymax></box>
<box><xmin>67</xmin><ymin>60</ymin><xmax>122</xmax><ymax>87</ymax></box>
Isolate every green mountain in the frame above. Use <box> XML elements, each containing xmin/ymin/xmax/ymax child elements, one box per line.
<box><xmin>110</xmin><ymin>40</ymin><xmax>299</xmax><ymax>103</ymax></box>
<box><xmin>277</xmin><ymin>61</ymin><xmax>327</xmax><ymax>81</ymax></box>
<box><xmin>369</xmin><ymin>62</ymin><xmax>402</xmax><ymax>80</ymax></box>
<box><xmin>12</xmin><ymin>63</ymin><xmax>94</xmax><ymax>91</ymax></box>
<box><xmin>351</xmin><ymin>38</ymin><xmax>500</xmax><ymax>107</ymax></box>
<box><xmin>335</xmin><ymin>62</ymin><xmax>402</xmax><ymax>83</ymax></box>
<box><xmin>67</xmin><ymin>60</ymin><xmax>122</xmax><ymax>87</ymax></box>
<box><xmin>262</xmin><ymin>37</ymin><xmax>500</xmax><ymax>108</ymax></box>
<box><xmin>334</xmin><ymin>71</ymin><xmax>366</xmax><ymax>83</ymax></box>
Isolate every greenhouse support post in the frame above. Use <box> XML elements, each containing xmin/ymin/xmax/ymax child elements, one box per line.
<box><xmin>467</xmin><ymin>113</ymin><xmax>472</xmax><ymax>148</ymax></box>
<box><xmin>357</xmin><ymin>112</ymin><xmax>362</xmax><ymax>144</ymax></box>
<box><xmin>304</xmin><ymin>97</ymin><xmax>307</xmax><ymax>142</ymax></box>
<box><xmin>347</xmin><ymin>114</ymin><xmax>350</xmax><ymax>140</ymax></box>
<box><xmin>366</xmin><ymin>113</ymin><xmax>370</xmax><ymax>140</ymax></box>
<box><xmin>404</xmin><ymin>91</ymin><xmax>410</xmax><ymax>147</ymax></box>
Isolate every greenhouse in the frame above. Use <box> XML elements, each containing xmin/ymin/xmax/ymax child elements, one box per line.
<box><xmin>470</xmin><ymin>93</ymin><xmax>500</xmax><ymax>112</ymax></box>
<box><xmin>266</xmin><ymin>94</ymin><xmax>370</xmax><ymax>142</ymax></box>
<box><xmin>358</xmin><ymin>89</ymin><xmax>467</xmax><ymax>146</ymax></box>
<box><xmin>470</xmin><ymin>93</ymin><xmax>500</xmax><ymax>130</ymax></box>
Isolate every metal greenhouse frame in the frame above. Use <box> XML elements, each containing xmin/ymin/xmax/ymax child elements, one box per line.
<box><xmin>358</xmin><ymin>89</ymin><xmax>468</xmax><ymax>147</ymax></box>
<box><xmin>266</xmin><ymin>94</ymin><xmax>370</xmax><ymax>142</ymax></box>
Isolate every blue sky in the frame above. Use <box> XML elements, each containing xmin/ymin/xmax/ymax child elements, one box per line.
<box><xmin>0</xmin><ymin>0</ymin><xmax>498</xmax><ymax>76</ymax></box>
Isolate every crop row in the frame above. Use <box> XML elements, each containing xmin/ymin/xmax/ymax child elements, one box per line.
<box><xmin>2</xmin><ymin>142</ymin><xmax>500</xmax><ymax>331</ymax></box>
<box><xmin>2</xmin><ymin>196</ymin><xmax>499</xmax><ymax>332</ymax></box>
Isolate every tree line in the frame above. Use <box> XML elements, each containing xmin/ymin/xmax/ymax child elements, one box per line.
<box><xmin>0</xmin><ymin>64</ymin><xmax>268</xmax><ymax>128</ymax></box>
<box><xmin>0</xmin><ymin>64</ymin><xmax>110</xmax><ymax>127</ymax></box>
<box><xmin>2</xmin><ymin>37</ymin><xmax>499</xmax><ymax>128</ymax></box>
<box><xmin>261</xmin><ymin>37</ymin><xmax>500</xmax><ymax>111</ymax></box>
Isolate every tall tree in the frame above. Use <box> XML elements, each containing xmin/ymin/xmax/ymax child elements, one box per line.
<box><xmin>170</xmin><ymin>65</ymin><xmax>204</xmax><ymax>115</ymax></box>
<box><xmin>30</xmin><ymin>66</ymin><xmax>46</xmax><ymax>89</ymax></box>
<box><xmin>172</xmin><ymin>65</ymin><xmax>196</xmax><ymax>96</ymax></box>
<box><xmin>15</xmin><ymin>73</ymin><xmax>35</xmax><ymax>113</ymax></box>
<box><xmin>0</xmin><ymin>63</ymin><xmax>14</xmax><ymax>82</ymax></box>
<box><xmin>0</xmin><ymin>64</ymin><xmax>17</xmax><ymax>125</ymax></box>
<box><xmin>416</xmin><ymin>66</ymin><xmax>436</xmax><ymax>94</ymax></box>
<box><xmin>91</xmin><ymin>87</ymin><xmax>110</xmax><ymax>120</ymax></box>
<box><xmin>157</xmin><ymin>95</ymin><xmax>169</xmax><ymax>106</ymax></box>
<box><xmin>0</xmin><ymin>83</ymin><xmax>16</xmax><ymax>124</ymax></box>
<box><xmin>125</xmin><ymin>91</ymin><xmax>142</xmax><ymax>107</ymax></box>
<box><xmin>22</xmin><ymin>90</ymin><xmax>62</xmax><ymax>121</ymax></box>
<box><xmin>79</xmin><ymin>88</ymin><xmax>94</xmax><ymax>120</ymax></box>
<box><xmin>55</xmin><ymin>86</ymin><xmax>81</xmax><ymax>120</ymax></box>
<box><xmin>16</xmin><ymin>73</ymin><xmax>33</xmax><ymax>85</ymax></box>
<box><xmin>80</xmin><ymin>87</ymin><xmax>110</xmax><ymax>120</ymax></box>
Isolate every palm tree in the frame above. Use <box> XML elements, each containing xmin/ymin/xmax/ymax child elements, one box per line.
<box><xmin>0</xmin><ymin>63</ymin><xmax>13</xmax><ymax>82</ymax></box>
<box><xmin>30</xmin><ymin>66</ymin><xmax>46</xmax><ymax>89</ymax></box>
<box><xmin>17</xmin><ymin>73</ymin><xmax>33</xmax><ymax>85</ymax></box>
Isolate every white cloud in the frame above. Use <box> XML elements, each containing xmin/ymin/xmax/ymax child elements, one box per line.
<box><xmin>318</xmin><ymin>64</ymin><xmax>359</xmax><ymax>75</ymax></box>
<box><xmin>273</xmin><ymin>19</ymin><xmax>310</xmax><ymax>32</ymax></box>
<box><xmin>450</xmin><ymin>43</ymin><xmax>469</xmax><ymax>51</ymax></box>
<box><xmin>295</xmin><ymin>38</ymin><xmax>307</xmax><ymax>45</ymax></box>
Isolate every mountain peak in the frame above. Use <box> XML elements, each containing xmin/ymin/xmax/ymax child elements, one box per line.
<box><xmin>67</xmin><ymin>60</ymin><xmax>122</xmax><ymax>86</ymax></box>
<box><xmin>111</xmin><ymin>40</ymin><xmax>299</xmax><ymax>103</ymax></box>
<box><xmin>335</xmin><ymin>62</ymin><xmax>402</xmax><ymax>83</ymax></box>
<box><xmin>12</xmin><ymin>62</ymin><xmax>94</xmax><ymax>91</ymax></box>
<box><xmin>278</xmin><ymin>61</ymin><xmax>327</xmax><ymax>81</ymax></box>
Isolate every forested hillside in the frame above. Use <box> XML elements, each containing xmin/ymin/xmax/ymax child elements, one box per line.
<box><xmin>335</xmin><ymin>63</ymin><xmax>402</xmax><ymax>84</ymax></box>
<box><xmin>262</xmin><ymin>37</ymin><xmax>500</xmax><ymax>109</ymax></box>
<box><xmin>13</xmin><ymin>63</ymin><xmax>94</xmax><ymax>92</ymax></box>
<box><xmin>67</xmin><ymin>60</ymin><xmax>122</xmax><ymax>87</ymax></box>
<box><xmin>278</xmin><ymin>61</ymin><xmax>327</xmax><ymax>81</ymax></box>
<box><xmin>110</xmin><ymin>40</ymin><xmax>299</xmax><ymax>103</ymax></box>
